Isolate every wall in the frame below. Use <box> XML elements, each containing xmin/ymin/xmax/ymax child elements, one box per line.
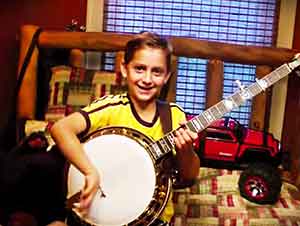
<box><xmin>0</xmin><ymin>0</ymin><xmax>86</xmax><ymax>144</ymax></box>
<box><xmin>281</xmin><ymin>0</ymin><xmax>300</xmax><ymax>180</ymax></box>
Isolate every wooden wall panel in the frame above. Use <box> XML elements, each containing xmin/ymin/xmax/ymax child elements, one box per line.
<box><xmin>282</xmin><ymin>0</ymin><xmax>300</xmax><ymax>187</ymax></box>
<box><xmin>292</xmin><ymin>1</ymin><xmax>300</xmax><ymax>50</ymax></box>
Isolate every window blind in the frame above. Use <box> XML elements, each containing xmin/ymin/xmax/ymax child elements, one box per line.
<box><xmin>103</xmin><ymin>0</ymin><xmax>278</xmax><ymax>126</ymax></box>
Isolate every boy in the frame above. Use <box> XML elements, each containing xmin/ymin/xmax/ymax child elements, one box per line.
<box><xmin>50</xmin><ymin>32</ymin><xmax>200</xmax><ymax>225</ymax></box>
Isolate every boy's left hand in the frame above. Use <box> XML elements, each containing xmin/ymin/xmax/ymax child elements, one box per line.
<box><xmin>174</xmin><ymin>121</ymin><xmax>198</xmax><ymax>152</ymax></box>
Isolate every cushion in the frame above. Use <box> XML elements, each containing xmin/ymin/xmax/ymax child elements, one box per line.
<box><xmin>21</xmin><ymin>65</ymin><xmax>127</xmax><ymax>140</ymax></box>
<box><xmin>171</xmin><ymin>167</ymin><xmax>300</xmax><ymax>226</ymax></box>
<box><xmin>45</xmin><ymin>65</ymin><xmax>126</xmax><ymax>122</ymax></box>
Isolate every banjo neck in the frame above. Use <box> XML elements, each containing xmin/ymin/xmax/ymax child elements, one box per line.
<box><xmin>148</xmin><ymin>54</ymin><xmax>300</xmax><ymax>161</ymax></box>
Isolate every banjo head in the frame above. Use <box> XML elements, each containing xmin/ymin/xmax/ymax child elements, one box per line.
<box><xmin>67</xmin><ymin>127</ymin><xmax>171</xmax><ymax>226</ymax></box>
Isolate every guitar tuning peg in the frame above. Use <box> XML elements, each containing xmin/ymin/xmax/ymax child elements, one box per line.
<box><xmin>235</xmin><ymin>80</ymin><xmax>245</xmax><ymax>91</ymax></box>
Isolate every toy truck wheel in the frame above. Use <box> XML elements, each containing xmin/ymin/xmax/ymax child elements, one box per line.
<box><xmin>238</xmin><ymin>162</ymin><xmax>282</xmax><ymax>204</ymax></box>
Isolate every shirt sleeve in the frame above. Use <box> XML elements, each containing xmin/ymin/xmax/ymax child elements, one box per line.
<box><xmin>77</xmin><ymin>98</ymin><xmax>112</xmax><ymax>137</ymax></box>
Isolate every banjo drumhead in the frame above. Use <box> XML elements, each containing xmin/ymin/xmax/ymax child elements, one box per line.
<box><xmin>67</xmin><ymin>133</ymin><xmax>156</xmax><ymax>226</ymax></box>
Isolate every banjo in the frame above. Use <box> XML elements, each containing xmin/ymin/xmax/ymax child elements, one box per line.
<box><xmin>66</xmin><ymin>54</ymin><xmax>300</xmax><ymax>226</ymax></box>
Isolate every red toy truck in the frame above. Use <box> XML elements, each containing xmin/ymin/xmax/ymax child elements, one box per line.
<box><xmin>194</xmin><ymin>117</ymin><xmax>284</xmax><ymax>204</ymax></box>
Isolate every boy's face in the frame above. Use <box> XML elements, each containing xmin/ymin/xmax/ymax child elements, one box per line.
<box><xmin>121</xmin><ymin>47</ymin><xmax>170</xmax><ymax>106</ymax></box>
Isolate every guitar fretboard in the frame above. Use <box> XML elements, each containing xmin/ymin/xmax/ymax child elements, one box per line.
<box><xmin>147</xmin><ymin>56</ymin><xmax>300</xmax><ymax>161</ymax></box>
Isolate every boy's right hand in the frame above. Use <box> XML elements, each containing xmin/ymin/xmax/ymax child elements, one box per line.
<box><xmin>78</xmin><ymin>167</ymin><xmax>101</xmax><ymax>213</ymax></box>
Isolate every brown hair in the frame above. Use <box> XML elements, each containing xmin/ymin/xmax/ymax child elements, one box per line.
<box><xmin>124</xmin><ymin>32</ymin><xmax>173</xmax><ymax>72</ymax></box>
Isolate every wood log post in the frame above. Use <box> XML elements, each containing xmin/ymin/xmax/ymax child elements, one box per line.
<box><xmin>69</xmin><ymin>49</ymin><xmax>85</xmax><ymax>68</ymax></box>
<box><xmin>249</xmin><ymin>65</ymin><xmax>273</xmax><ymax>130</ymax></box>
<box><xmin>169</xmin><ymin>37</ymin><xmax>297</xmax><ymax>66</ymax></box>
<box><xmin>115</xmin><ymin>51</ymin><xmax>127</xmax><ymax>90</ymax></box>
<box><xmin>115</xmin><ymin>51</ymin><xmax>124</xmax><ymax>75</ymax></box>
<box><xmin>165</xmin><ymin>55</ymin><xmax>178</xmax><ymax>102</ymax></box>
<box><xmin>205</xmin><ymin>59</ymin><xmax>224</xmax><ymax>108</ymax></box>
<box><xmin>17</xmin><ymin>25</ymin><xmax>41</xmax><ymax>119</ymax></box>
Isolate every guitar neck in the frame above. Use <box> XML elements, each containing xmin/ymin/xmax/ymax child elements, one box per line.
<box><xmin>148</xmin><ymin>55</ymin><xmax>300</xmax><ymax>161</ymax></box>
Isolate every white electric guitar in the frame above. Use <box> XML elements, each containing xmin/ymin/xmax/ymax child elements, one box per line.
<box><xmin>66</xmin><ymin>54</ymin><xmax>300</xmax><ymax>226</ymax></box>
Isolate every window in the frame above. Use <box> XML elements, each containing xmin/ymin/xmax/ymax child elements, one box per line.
<box><xmin>102</xmin><ymin>0</ymin><xmax>279</xmax><ymax>126</ymax></box>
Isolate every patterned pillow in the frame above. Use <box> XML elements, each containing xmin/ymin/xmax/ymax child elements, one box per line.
<box><xmin>45</xmin><ymin>65</ymin><xmax>127</xmax><ymax>122</ymax></box>
<box><xmin>22</xmin><ymin>65</ymin><xmax>127</xmax><ymax>140</ymax></box>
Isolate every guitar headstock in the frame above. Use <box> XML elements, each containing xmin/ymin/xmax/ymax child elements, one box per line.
<box><xmin>294</xmin><ymin>53</ymin><xmax>300</xmax><ymax>61</ymax></box>
<box><xmin>288</xmin><ymin>53</ymin><xmax>300</xmax><ymax>71</ymax></box>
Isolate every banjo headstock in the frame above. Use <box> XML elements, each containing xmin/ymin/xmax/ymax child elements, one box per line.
<box><xmin>288</xmin><ymin>53</ymin><xmax>300</xmax><ymax>72</ymax></box>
